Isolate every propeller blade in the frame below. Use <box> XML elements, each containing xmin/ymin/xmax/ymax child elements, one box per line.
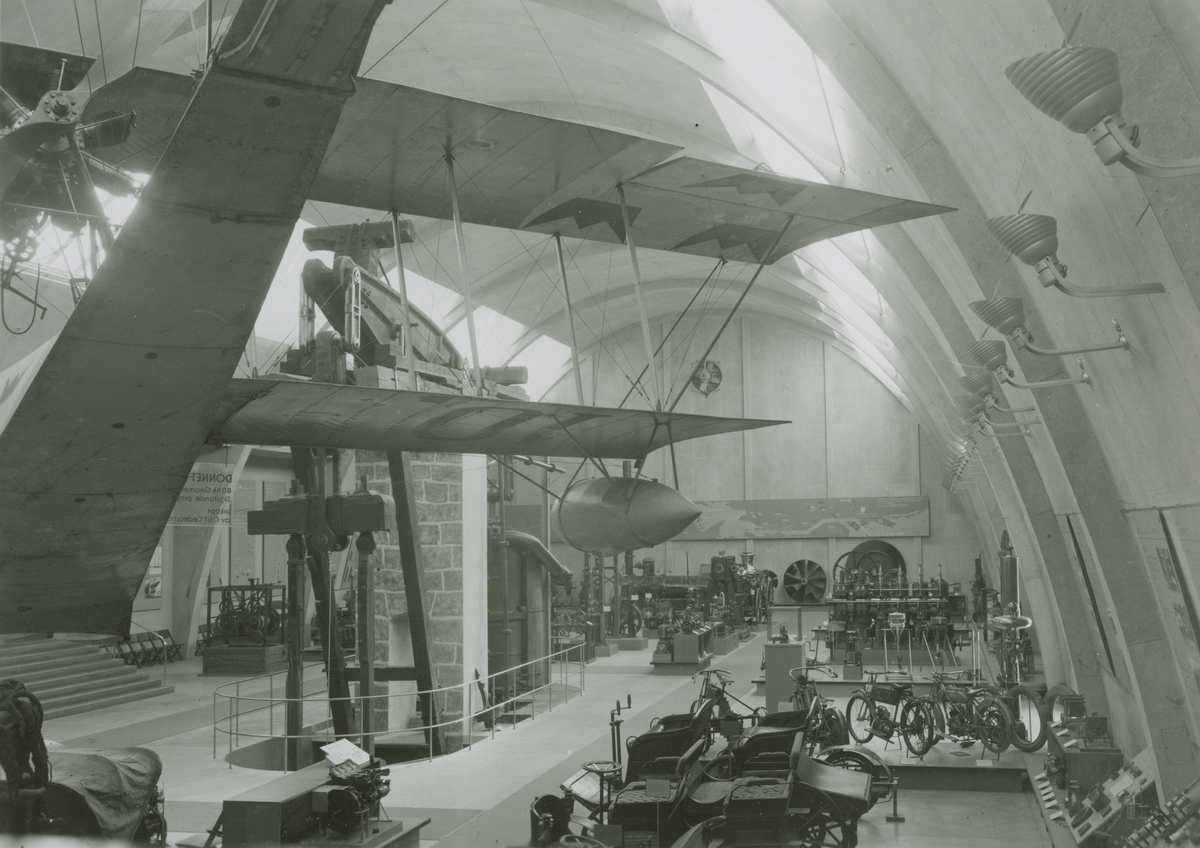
<box><xmin>0</xmin><ymin>42</ymin><xmax>94</xmax><ymax>110</ymax></box>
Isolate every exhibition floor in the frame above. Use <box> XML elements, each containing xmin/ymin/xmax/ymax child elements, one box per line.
<box><xmin>39</xmin><ymin>636</ymin><xmax>1054</xmax><ymax>847</ymax></box>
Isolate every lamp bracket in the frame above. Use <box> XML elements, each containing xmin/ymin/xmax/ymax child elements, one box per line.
<box><xmin>1008</xmin><ymin>318</ymin><xmax>1131</xmax><ymax>356</ymax></box>
<box><xmin>1036</xmin><ymin>254</ymin><xmax>1165</xmax><ymax>297</ymax></box>
<box><xmin>985</xmin><ymin>395</ymin><xmax>1035</xmax><ymax>415</ymax></box>
<box><xmin>1091</xmin><ymin>114</ymin><xmax>1200</xmax><ymax>177</ymax></box>
<box><xmin>998</xmin><ymin>358</ymin><xmax>1091</xmax><ymax>389</ymax></box>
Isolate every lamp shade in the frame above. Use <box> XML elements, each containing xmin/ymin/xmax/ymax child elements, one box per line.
<box><xmin>958</xmin><ymin>373</ymin><xmax>993</xmax><ymax>399</ymax></box>
<box><xmin>987</xmin><ymin>214</ymin><xmax>1059</xmax><ymax>266</ymax></box>
<box><xmin>1005</xmin><ymin>47</ymin><xmax>1123</xmax><ymax>133</ymax></box>
<box><xmin>966</xmin><ymin>340</ymin><xmax>1008</xmax><ymax>371</ymax></box>
<box><xmin>970</xmin><ymin>298</ymin><xmax>1026</xmax><ymax>335</ymax></box>
<box><xmin>954</xmin><ymin>394</ymin><xmax>986</xmax><ymax>419</ymax></box>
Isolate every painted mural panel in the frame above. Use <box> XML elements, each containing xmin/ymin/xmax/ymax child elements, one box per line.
<box><xmin>675</xmin><ymin>496</ymin><xmax>929</xmax><ymax>540</ymax></box>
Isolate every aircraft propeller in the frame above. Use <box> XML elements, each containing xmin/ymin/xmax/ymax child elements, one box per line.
<box><xmin>0</xmin><ymin>42</ymin><xmax>140</xmax><ymax>277</ymax></box>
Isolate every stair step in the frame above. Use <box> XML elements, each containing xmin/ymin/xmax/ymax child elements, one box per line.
<box><xmin>43</xmin><ymin>685</ymin><xmax>175</xmax><ymax>722</ymax></box>
<box><xmin>40</xmin><ymin>678</ymin><xmax>163</xmax><ymax>711</ymax></box>
<box><xmin>17</xmin><ymin>661</ymin><xmax>133</xmax><ymax>690</ymax></box>
<box><xmin>0</xmin><ymin>641</ymin><xmax>96</xmax><ymax>664</ymax></box>
<box><xmin>28</xmin><ymin>669</ymin><xmax>148</xmax><ymax>701</ymax></box>
<box><xmin>0</xmin><ymin>650</ymin><xmax>112</xmax><ymax>679</ymax></box>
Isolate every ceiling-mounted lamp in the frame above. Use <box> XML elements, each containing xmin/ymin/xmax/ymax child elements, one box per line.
<box><xmin>956</xmin><ymin>373</ymin><xmax>1034</xmax><ymax>415</ymax></box>
<box><xmin>969</xmin><ymin>297</ymin><xmax>1130</xmax><ymax>355</ymax></box>
<box><xmin>964</xmin><ymin>340</ymin><xmax>1090</xmax><ymax>389</ymax></box>
<box><xmin>953</xmin><ymin>393</ymin><xmax>1038</xmax><ymax>434</ymax></box>
<box><xmin>986</xmin><ymin>214</ymin><xmax>1164</xmax><ymax>298</ymax></box>
<box><xmin>942</xmin><ymin>445</ymin><xmax>972</xmax><ymax>492</ymax></box>
<box><xmin>1005</xmin><ymin>46</ymin><xmax>1200</xmax><ymax>178</ymax></box>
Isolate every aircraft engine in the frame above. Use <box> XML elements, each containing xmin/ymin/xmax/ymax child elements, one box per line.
<box><xmin>552</xmin><ymin>477</ymin><xmax>702</xmax><ymax>554</ymax></box>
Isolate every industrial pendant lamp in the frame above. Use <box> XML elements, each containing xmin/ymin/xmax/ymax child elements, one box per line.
<box><xmin>956</xmin><ymin>374</ymin><xmax>1033</xmax><ymax>415</ymax></box>
<box><xmin>969</xmin><ymin>297</ymin><xmax>1131</xmax><ymax>355</ymax></box>
<box><xmin>953</xmin><ymin>393</ymin><xmax>1037</xmax><ymax>435</ymax></box>
<box><xmin>964</xmin><ymin>340</ymin><xmax>1090</xmax><ymax>389</ymax></box>
<box><xmin>986</xmin><ymin>214</ymin><xmax>1164</xmax><ymax>298</ymax></box>
<box><xmin>1006</xmin><ymin>46</ymin><xmax>1200</xmax><ymax>178</ymax></box>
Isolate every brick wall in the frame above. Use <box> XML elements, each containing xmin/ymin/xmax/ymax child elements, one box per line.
<box><xmin>355</xmin><ymin>450</ymin><xmax>464</xmax><ymax>742</ymax></box>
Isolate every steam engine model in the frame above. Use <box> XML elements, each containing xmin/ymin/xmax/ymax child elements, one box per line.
<box><xmin>619</xmin><ymin>552</ymin><xmax>772</xmax><ymax>642</ymax></box>
<box><xmin>821</xmin><ymin>548</ymin><xmax>969</xmax><ymax>665</ymax></box>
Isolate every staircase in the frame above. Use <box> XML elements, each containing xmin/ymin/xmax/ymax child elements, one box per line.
<box><xmin>0</xmin><ymin>636</ymin><xmax>174</xmax><ymax>720</ymax></box>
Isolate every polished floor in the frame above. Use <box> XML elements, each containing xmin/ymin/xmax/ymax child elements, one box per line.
<box><xmin>37</xmin><ymin>634</ymin><xmax>1056</xmax><ymax>847</ymax></box>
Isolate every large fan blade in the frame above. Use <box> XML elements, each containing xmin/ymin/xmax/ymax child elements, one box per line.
<box><xmin>783</xmin><ymin>559</ymin><xmax>828</xmax><ymax>604</ymax></box>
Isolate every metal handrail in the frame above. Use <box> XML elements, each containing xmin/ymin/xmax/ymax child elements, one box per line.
<box><xmin>127</xmin><ymin>621</ymin><xmax>168</xmax><ymax>688</ymax></box>
<box><xmin>213</xmin><ymin>642</ymin><xmax>587</xmax><ymax>766</ymax></box>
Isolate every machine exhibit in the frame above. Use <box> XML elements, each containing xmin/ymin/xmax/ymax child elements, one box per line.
<box><xmin>1</xmin><ymin>1</ymin><xmax>1199</xmax><ymax>848</ymax></box>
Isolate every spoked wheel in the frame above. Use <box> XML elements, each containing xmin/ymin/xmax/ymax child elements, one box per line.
<box><xmin>845</xmin><ymin>695</ymin><xmax>875</xmax><ymax>743</ymax></box>
<box><xmin>901</xmin><ymin>699</ymin><xmax>936</xmax><ymax>756</ymax></box>
<box><xmin>781</xmin><ymin>796</ymin><xmax>853</xmax><ymax>847</ymax></box>
<box><xmin>619</xmin><ymin>604</ymin><xmax>643</xmax><ymax>637</ymax></box>
<box><xmin>975</xmin><ymin>697</ymin><xmax>1015</xmax><ymax>754</ymax></box>
<box><xmin>1006</xmin><ymin>684</ymin><xmax>1048</xmax><ymax>752</ymax></box>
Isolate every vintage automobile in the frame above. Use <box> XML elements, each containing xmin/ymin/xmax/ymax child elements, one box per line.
<box><xmin>0</xmin><ymin>746</ymin><xmax>167</xmax><ymax>843</ymax></box>
<box><xmin>537</xmin><ymin>704</ymin><xmax>878</xmax><ymax>848</ymax></box>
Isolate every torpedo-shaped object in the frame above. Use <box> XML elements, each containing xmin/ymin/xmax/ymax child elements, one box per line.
<box><xmin>553</xmin><ymin>477</ymin><xmax>702</xmax><ymax>554</ymax></box>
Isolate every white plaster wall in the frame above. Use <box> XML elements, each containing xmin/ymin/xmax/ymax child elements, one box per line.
<box><xmin>460</xmin><ymin>454</ymin><xmax>489</xmax><ymax>729</ymax></box>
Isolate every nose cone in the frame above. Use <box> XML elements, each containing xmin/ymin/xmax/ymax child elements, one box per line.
<box><xmin>554</xmin><ymin>477</ymin><xmax>701</xmax><ymax>554</ymax></box>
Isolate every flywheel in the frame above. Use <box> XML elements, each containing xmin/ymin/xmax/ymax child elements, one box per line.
<box><xmin>783</xmin><ymin>559</ymin><xmax>827</xmax><ymax>604</ymax></box>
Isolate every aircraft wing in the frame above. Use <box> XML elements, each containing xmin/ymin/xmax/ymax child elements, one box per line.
<box><xmin>0</xmin><ymin>0</ymin><xmax>393</xmax><ymax>636</ymax></box>
<box><xmin>82</xmin><ymin>74</ymin><xmax>952</xmax><ymax>261</ymax></box>
<box><xmin>523</xmin><ymin>157</ymin><xmax>954</xmax><ymax>264</ymax></box>
<box><xmin>211</xmin><ymin>377</ymin><xmax>786</xmax><ymax>459</ymax></box>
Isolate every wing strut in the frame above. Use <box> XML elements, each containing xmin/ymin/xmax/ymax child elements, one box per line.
<box><xmin>617</xmin><ymin>182</ymin><xmax>662</xmax><ymax>410</ymax></box>
<box><xmin>552</xmin><ymin>415</ymin><xmax>612</xmax><ymax>479</ymax></box>
<box><xmin>668</xmin><ymin>216</ymin><xmax>794</xmax><ymax>413</ymax></box>
<box><xmin>390</xmin><ymin>211</ymin><xmax>419</xmax><ymax>390</ymax></box>
<box><xmin>554</xmin><ymin>232</ymin><xmax>587</xmax><ymax>406</ymax></box>
<box><xmin>619</xmin><ymin>256</ymin><xmax>725</xmax><ymax>409</ymax></box>
<box><xmin>445</xmin><ymin>150</ymin><xmax>483</xmax><ymax>394</ymax></box>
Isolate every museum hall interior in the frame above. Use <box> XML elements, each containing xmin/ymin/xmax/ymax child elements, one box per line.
<box><xmin>0</xmin><ymin>1</ymin><xmax>1198</xmax><ymax>847</ymax></box>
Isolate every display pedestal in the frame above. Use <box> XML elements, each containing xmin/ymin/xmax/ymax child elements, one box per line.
<box><xmin>764</xmin><ymin>640</ymin><xmax>808</xmax><ymax>714</ymax></box>
<box><xmin>651</xmin><ymin>627</ymin><xmax>714</xmax><ymax>674</ymax></box>
<box><xmin>711</xmin><ymin>632</ymin><xmax>739</xmax><ymax>655</ymax></box>
<box><xmin>592</xmin><ymin>642</ymin><xmax>620</xmax><ymax>657</ymax></box>
<box><xmin>615</xmin><ymin>636</ymin><xmax>649</xmax><ymax>651</ymax></box>
<box><xmin>203</xmin><ymin>644</ymin><xmax>286</xmax><ymax>676</ymax></box>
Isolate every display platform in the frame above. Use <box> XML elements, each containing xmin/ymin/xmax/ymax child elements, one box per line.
<box><xmin>711</xmin><ymin>632</ymin><xmax>740</xmax><ymax>655</ymax></box>
<box><xmin>614</xmin><ymin>636</ymin><xmax>649</xmax><ymax>651</ymax></box>
<box><xmin>202</xmin><ymin>644</ymin><xmax>286</xmax><ymax>676</ymax></box>
<box><xmin>592</xmin><ymin>642</ymin><xmax>620</xmax><ymax>657</ymax></box>
<box><xmin>651</xmin><ymin>652</ymin><xmax>712</xmax><ymax>675</ymax></box>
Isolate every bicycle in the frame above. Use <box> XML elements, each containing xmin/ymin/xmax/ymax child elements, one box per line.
<box><xmin>689</xmin><ymin>668</ymin><xmax>765</xmax><ymax>741</ymax></box>
<box><xmin>922</xmin><ymin>670</ymin><xmax>1015</xmax><ymax>754</ymax></box>
<box><xmin>788</xmin><ymin>663</ymin><xmax>849</xmax><ymax>750</ymax></box>
<box><xmin>845</xmin><ymin>671</ymin><xmax>936</xmax><ymax>756</ymax></box>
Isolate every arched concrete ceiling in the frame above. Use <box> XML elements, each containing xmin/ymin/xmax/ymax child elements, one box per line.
<box><xmin>6</xmin><ymin>0</ymin><xmax>1199</xmax><ymax>789</ymax></box>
